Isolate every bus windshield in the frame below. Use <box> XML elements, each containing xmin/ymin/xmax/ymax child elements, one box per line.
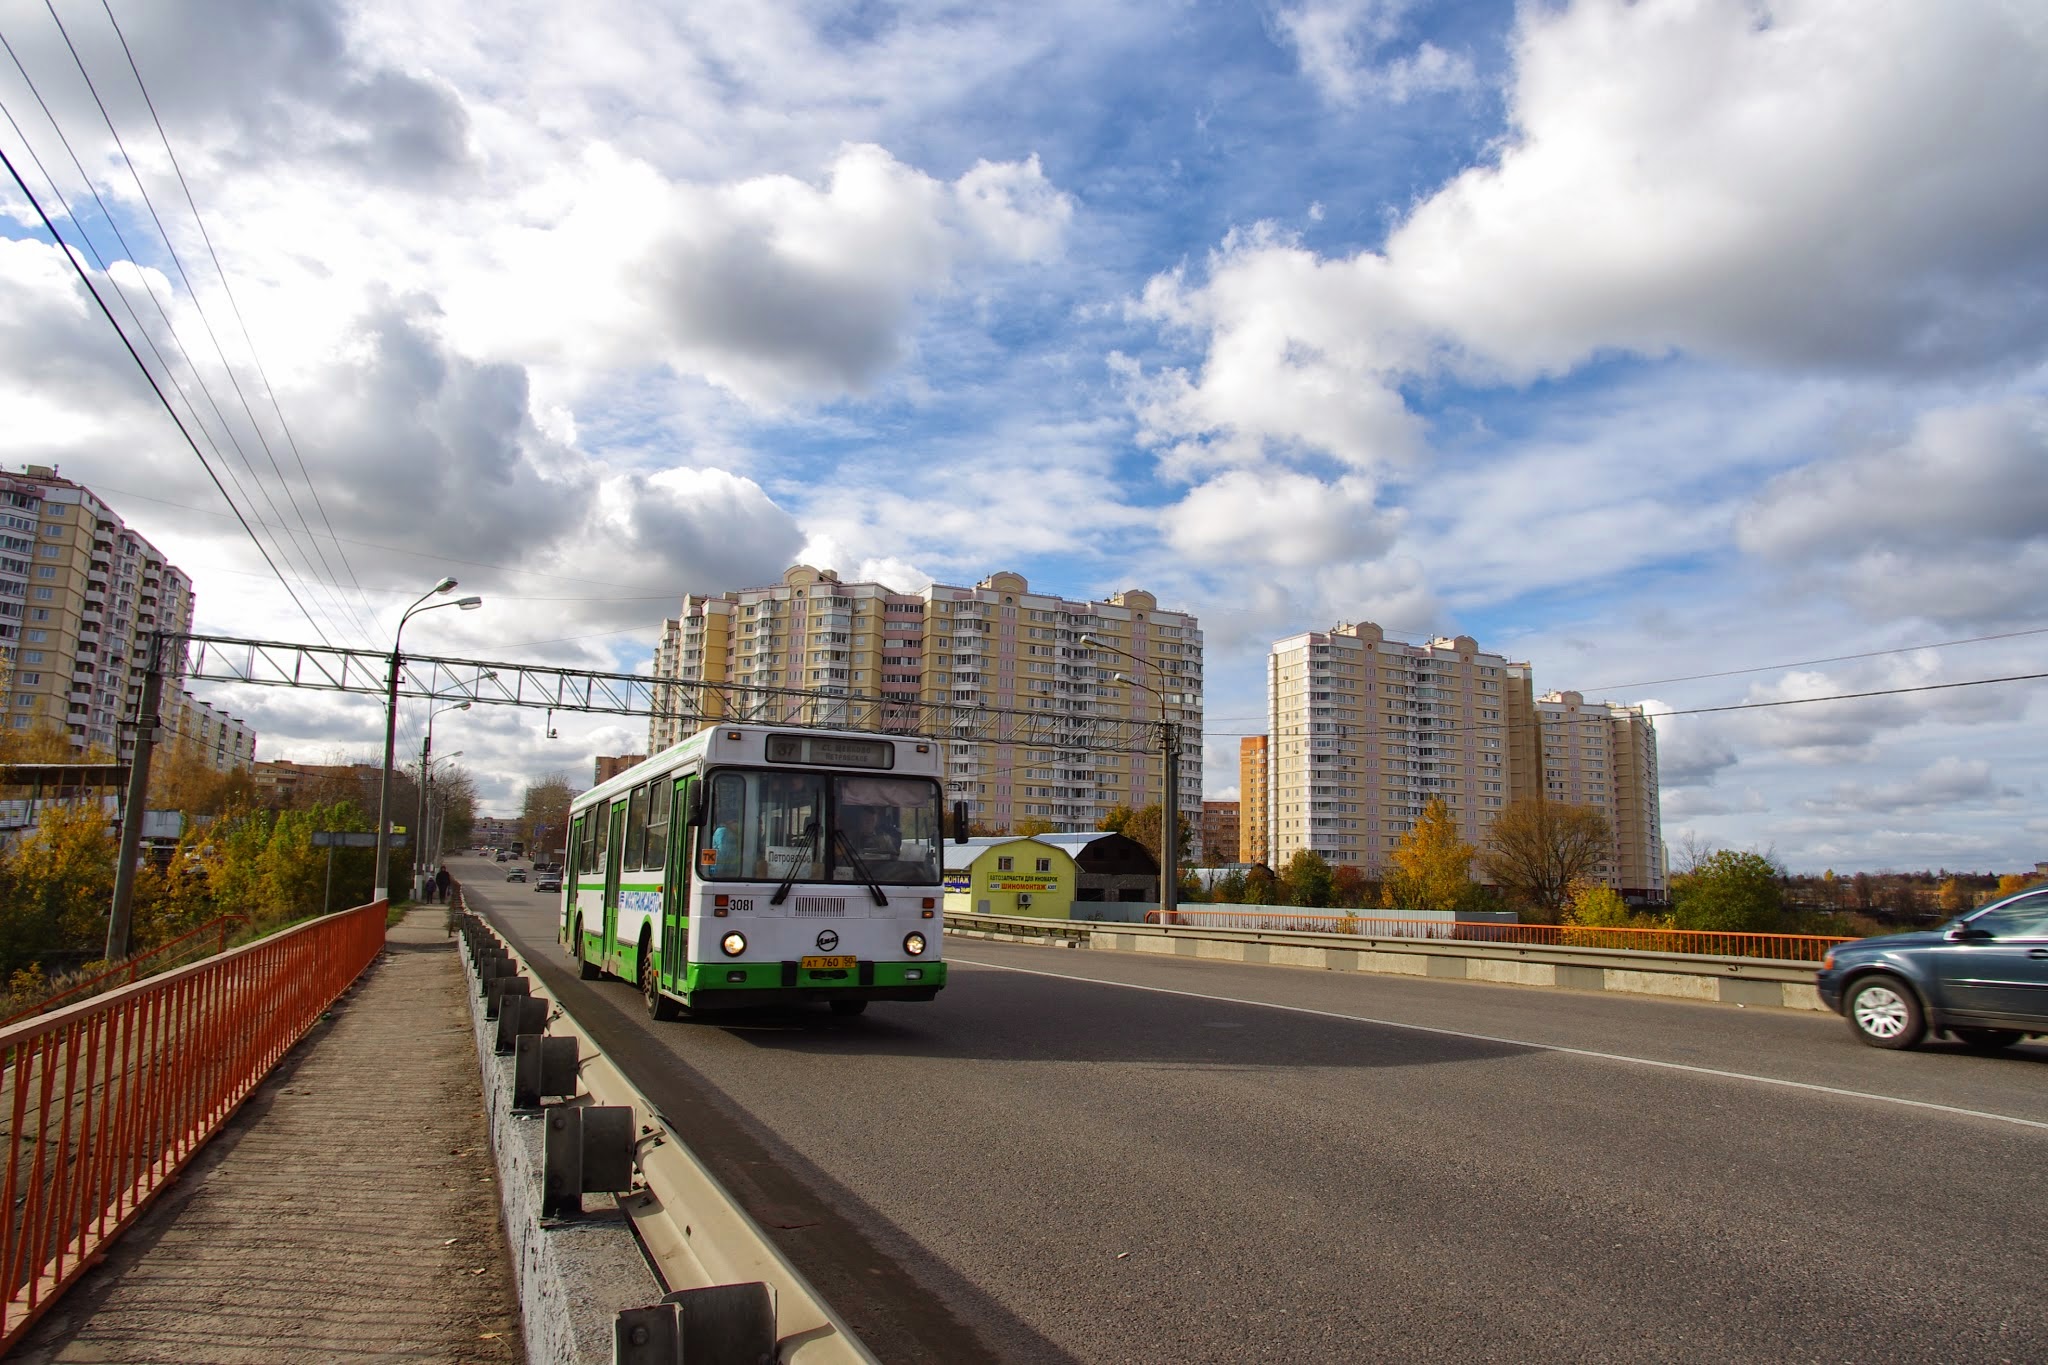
<box><xmin>700</xmin><ymin>768</ymin><xmax>941</xmax><ymax>886</ymax></box>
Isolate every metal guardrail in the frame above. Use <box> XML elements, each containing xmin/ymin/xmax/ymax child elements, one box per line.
<box><xmin>1140</xmin><ymin>908</ymin><xmax>1851</xmax><ymax>963</ymax></box>
<box><xmin>0</xmin><ymin>901</ymin><xmax>387</xmax><ymax>1349</ymax></box>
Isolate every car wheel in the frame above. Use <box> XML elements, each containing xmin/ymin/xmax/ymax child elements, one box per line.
<box><xmin>640</xmin><ymin>940</ymin><xmax>678</xmax><ymax>1021</ymax></box>
<box><xmin>1846</xmin><ymin>975</ymin><xmax>1924</xmax><ymax>1050</ymax></box>
<box><xmin>1952</xmin><ymin>1027</ymin><xmax>2024</xmax><ymax>1052</ymax></box>
<box><xmin>829</xmin><ymin>999</ymin><xmax>869</xmax><ymax>1017</ymax></box>
<box><xmin>574</xmin><ymin>916</ymin><xmax>599</xmax><ymax>980</ymax></box>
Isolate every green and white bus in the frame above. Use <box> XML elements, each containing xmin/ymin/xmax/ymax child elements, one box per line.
<box><xmin>559</xmin><ymin>724</ymin><xmax>948</xmax><ymax>1017</ymax></box>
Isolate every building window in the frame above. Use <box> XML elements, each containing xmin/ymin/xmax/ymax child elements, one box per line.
<box><xmin>997</xmin><ymin>856</ymin><xmax>1013</xmax><ymax>871</ymax></box>
<box><xmin>1036</xmin><ymin>857</ymin><xmax>1051</xmax><ymax>872</ymax></box>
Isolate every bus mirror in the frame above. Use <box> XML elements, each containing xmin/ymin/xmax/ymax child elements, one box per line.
<box><xmin>952</xmin><ymin>801</ymin><xmax>968</xmax><ymax>844</ymax></box>
<box><xmin>685</xmin><ymin>785</ymin><xmax>706</xmax><ymax>829</ymax></box>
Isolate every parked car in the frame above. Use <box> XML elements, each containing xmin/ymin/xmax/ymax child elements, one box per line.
<box><xmin>1816</xmin><ymin>887</ymin><xmax>2048</xmax><ymax>1050</ymax></box>
<box><xmin>534</xmin><ymin>875</ymin><xmax>562</xmax><ymax>893</ymax></box>
<box><xmin>505</xmin><ymin>869</ymin><xmax>527</xmax><ymax>883</ymax></box>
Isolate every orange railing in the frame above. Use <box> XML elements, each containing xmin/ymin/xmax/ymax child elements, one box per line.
<box><xmin>0</xmin><ymin>901</ymin><xmax>388</xmax><ymax>1348</ymax></box>
<box><xmin>1141</xmin><ymin>908</ymin><xmax>1850</xmax><ymax>963</ymax></box>
<box><xmin>0</xmin><ymin>914</ymin><xmax>244</xmax><ymax>1030</ymax></box>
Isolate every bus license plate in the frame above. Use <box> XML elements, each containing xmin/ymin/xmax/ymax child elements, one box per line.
<box><xmin>801</xmin><ymin>955</ymin><xmax>856</xmax><ymax>970</ymax></box>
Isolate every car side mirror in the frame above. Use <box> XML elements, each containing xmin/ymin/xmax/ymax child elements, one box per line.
<box><xmin>1947</xmin><ymin>924</ymin><xmax>1991</xmax><ymax>942</ymax></box>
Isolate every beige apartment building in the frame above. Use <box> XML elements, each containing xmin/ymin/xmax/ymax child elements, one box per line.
<box><xmin>1253</xmin><ymin>622</ymin><xmax>1664</xmax><ymax>897</ymax></box>
<box><xmin>1534</xmin><ymin>690</ymin><xmax>1665</xmax><ymax>900</ymax></box>
<box><xmin>651</xmin><ymin>565</ymin><xmax>1203</xmax><ymax>832</ymax></box>
<box><xmin>1262</xmin><ymin>623</ymin><xmax>1527</xmax><ymax>876</ymax></box>
<box><xmin>0</xmin><ymin>467</ymin><xmax>244</xmax><ymax>768</ymax></box>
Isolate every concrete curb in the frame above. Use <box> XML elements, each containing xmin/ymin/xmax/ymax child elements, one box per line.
<box><xmin>946</xmin><ymin>917</ymin><xmax>1827</xmax><ymax>1011</ymax></box>
<box><xmin>461</xmin><ymin>937</ymin><xmax>662</xmax><ymax>1365</ymax></box>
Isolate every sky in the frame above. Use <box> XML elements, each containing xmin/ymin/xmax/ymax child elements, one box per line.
<box><xmin>1</xmin><ymin>0</ymin><xmax>2044</xmax><ymax>874</ymax></box>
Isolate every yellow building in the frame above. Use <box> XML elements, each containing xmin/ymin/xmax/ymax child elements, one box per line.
<box><xmin>942</xmin><ymin>836</ymin><xmax>1076</xmax><ymax>918</ymax></box>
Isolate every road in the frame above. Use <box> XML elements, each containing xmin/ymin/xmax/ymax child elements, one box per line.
<box><xmin>456</xmin><ymin>854</ymin><xmax>2048</xmax><ymax>1364</ymax></box>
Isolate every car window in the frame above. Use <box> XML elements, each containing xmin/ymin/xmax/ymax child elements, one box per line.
<box><xmin>1967</xmin><ymin>892</ymin><xmax>2048</xmax><ymax>939</ymax></box>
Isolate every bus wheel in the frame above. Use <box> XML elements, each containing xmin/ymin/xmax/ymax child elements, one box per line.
<box><xmin>574</xmin><ymin>918</ymin><xmax>599</xmax><ymax>980</ymax></box>
<box><xmin>829</xmin><ymin>999</ymin><xmax>868</xmax><ymax>1017</ymax></box>
<box><xmin>641</xmin><ymin>939</ymin><xmax>678</xmax><ymax>1021</ymax></box>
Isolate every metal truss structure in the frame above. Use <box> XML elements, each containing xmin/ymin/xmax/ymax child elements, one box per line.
<box><xmin>166</xmin><ymin>632</ymin><xmax>1169</xmax><ymax>756</ymax></box>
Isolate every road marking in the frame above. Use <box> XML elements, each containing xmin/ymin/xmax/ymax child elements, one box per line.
<box><xmin>950</xmin><ymin>956</ymin><xmax>2048</xmax><ymax>1133</ymax></box>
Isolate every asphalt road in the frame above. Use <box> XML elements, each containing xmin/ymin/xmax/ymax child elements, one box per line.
<box><xmin>456</xmin><ymin>855</ymin><xmax>2048</xmax><ymax>1364</ymax></box>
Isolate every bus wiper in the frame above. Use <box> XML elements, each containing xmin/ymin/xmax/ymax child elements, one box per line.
<box><xmin>833</xmin><ymin>828</ymin><xmax>889</xmax><ymax>906</ymax></box>
<box><xmin>770</xmin><ymin>821</ymin><xmax>819</xmax><ymax>907</ymax></box>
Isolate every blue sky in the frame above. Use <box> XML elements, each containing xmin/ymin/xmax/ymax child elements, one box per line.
<box><xmin>2</xmin><ymin>0</ymin><xmax>2045</xmax><ymax>873</ymax></box>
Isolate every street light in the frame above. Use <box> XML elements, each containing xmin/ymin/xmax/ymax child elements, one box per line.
<box><xmin>1081</xmin><ymin>633</ymin><xmax>1184</xmax><ymax>927</ymax></box>
<box><xmin>375</xmin><ymin>577</ymin><xmax>482</xmax><ymax>903</ymax></box>
<box><xmin>414</xmin><ymin>700</ymin><xmax>472</xmax><ymax>898</ymax></box>
<box><xmin>424</xmin><ymin>750</ymin><xmax>463</xmax><ymax>873</ymax></box>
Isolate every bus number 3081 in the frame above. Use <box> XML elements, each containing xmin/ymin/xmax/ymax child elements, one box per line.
<box><xmin>726</xmin><ymin>898</ymin><xmax>754</xmax><ymax>914</ymax></box>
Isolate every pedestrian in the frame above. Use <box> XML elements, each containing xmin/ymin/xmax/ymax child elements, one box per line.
<box><xmin>435</xmin><ymin>865</ymin><xmax>452</xmax><ymax>904</ymax></box>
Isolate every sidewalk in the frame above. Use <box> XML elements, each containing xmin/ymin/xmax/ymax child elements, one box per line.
<box><xmin>14</xmin><ymin>910</ymin><xmax>524</xmax><ymax>1364</ymax></box>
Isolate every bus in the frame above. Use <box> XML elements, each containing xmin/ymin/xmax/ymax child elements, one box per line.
<box><xmin>560</xmin><ymin>724</ymin><xmax>949</xmax><ymax>1017</ymax></box>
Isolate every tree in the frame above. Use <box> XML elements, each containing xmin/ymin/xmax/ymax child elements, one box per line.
<box><xmin>1098</xmin><ymin>803</ymin><xmax>1192</xmax><ymax>872</ymax></box>
<box><xmin>1383</xmin><ymin>798</ymin><xmax>1475</xmax><ymax>912</ymax></box>
<box><xmin>1669</xmin><ymin>849</ymin><xmax>1783</xmax><ymax>933</ymax></box>
<box><xmin>1478</xmin><ymin>799</ymin><xmax>1611</xmax><ymax>924</ymax></box>
<box><xmin>1937</xmin><ymin>877</ymin><xmax>1969</xmax><ymax>915</ymax></box>
<box><xmin>1329</xmin><ymin>864</ymin><xmax>1377</xmax><ymax>910</ymax></box>
<box><xmin>1211</xmin><ymin>867</ymin><xmax>1248</xmax><ymax>904</ymax></box>
<box><xmin>1996</xmin><ymin>872</ymin><xmax>2039</xmax><ymax>898</ymax></box>
<box><xmin>0</xmin><ymin>802</ymin><xmax>118</xmax><ymax>978</ymax></box>
<box><xmin>1243</xmin><ymin>865</ymin><xmax>1277</xmax><ymax>905</ymax></box>
<box><xmin>1014</xmin><ymin>817</ymin><xmax>1058</xmax><ymax>837</ymax></box>
<box><xmin>1568</xmin><ymin>880</ymin><xmax>1633</xmax><ymax>927</ymax></box>
<box><xmin>148</xmin><ymin>747</ymin><xmax>256</xmax><ymax>817</ymax></box>
<box><xmin>520</xmin><ymin>774</ymin><xmax>577</xmax><ymax>859</ymax></box>
<box><xmin>1279</xmin><ymin>848</ymin><xmax>1334</xmax><ymax>907</ymax></box>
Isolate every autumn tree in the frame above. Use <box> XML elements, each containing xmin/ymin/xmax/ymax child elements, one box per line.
<box><xmin>1098</xmin><ymin>803</ymin><xmax>1193</xmax><ymax>872</ymax></box>
<box><xmin>1329</xmin><ymin>865</ymin><xmax>1377</xmax><ymax>910</ymax></box>
<box><xmin>1669</xmin><ymin>848</ymin><xmax>1784</xmax><ymax>933</ymax></box>
<box><xmin>1279</xmin><ymin>848</ymin><xmax>1334</xmax><ymax>907</ymax></box>
<box><xmin>520</xmin><ymin>774</ymin><xmax>578</xmax><ymax>859</ymax></box>
<box><xmin>1478</xmin><ymin>799</ymin><xmax>1611</xmax><ymax>924</ymax></box>
<box><xmin>1014</xmin><ymin>817</ymin><xmax>1058</xmax><ymax>837</ymax></box>
<box><xmin>0</xmin><ymin>802</ymin><xmax>119</xmax><ymax>977</ymax></box>
<box><xmin>1568</xmin><ymin>880</ymin><xmax>1633</xmax><ymax>927</ymax></box>
<box><xmin>1995</xmin><ymin>872</ymin><xmax>2039</xmax><ymax>899</ymax></box>
<box><xmin>148</xmin><ymin>747</ymin><xmax>256</xmax><ymax>817</ymax></box>
<box><xmin>1383</xmin><ymin>798</ymin><xmax>1475</xmax><ymax>912</ymax></box>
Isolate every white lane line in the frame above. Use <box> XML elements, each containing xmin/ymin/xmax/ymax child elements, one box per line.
<box><xmin>949</xmin><ymin>956</ymin><xmax>2048</xmax><ymax>1134</ymax></box>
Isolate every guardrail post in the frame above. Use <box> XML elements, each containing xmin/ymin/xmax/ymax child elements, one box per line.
<box><xmin>614</xmin><ymin>1281</ymin><xmax>778</xmax><ymax>1365</ymax></box>
<box><xmin>513</xmin><ymin>1035</ymin><xmax>578</xmax><ymax>1111</ymax></box>
<box><xmin>485</xmin><ymin>974</ymin><xmax>529</xmax><ymax>1020</ymax></box>
<box><xmin>495</xmin><ymin>996</ymin><xmax>546</xmax><ymax>1054</ymax></box>
<box><xmin>542</xmin><ymin>1104</ymin><xmax>634</xmax><ymax>1220</ymax></box>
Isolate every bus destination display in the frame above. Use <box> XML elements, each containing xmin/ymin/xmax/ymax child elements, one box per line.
<box><xmin>765</xmin><ymin>734</ymin><xmax>895</xmax><ymax>769</ymax></box>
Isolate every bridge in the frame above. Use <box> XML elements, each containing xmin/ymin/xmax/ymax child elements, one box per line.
<box><xmin>4</xmin><ymin>857</ymin><xmax>2044</xmax><ymax>1362</ymax></box>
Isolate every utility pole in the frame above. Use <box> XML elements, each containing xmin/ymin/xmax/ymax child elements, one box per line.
<box><xmin>413</xmin><ymin>733</ymin><xmax>430</xmax><ymax>900</ymax></box>
<box><xmin>1160</xmin><ymin>716</ymin><xmax>1180</xmax><ymax>927</ymax></box>
<box><xmin>107</xmin><ymin>633</ymin><xmax>165</xmax><ymax>961</ymax></box>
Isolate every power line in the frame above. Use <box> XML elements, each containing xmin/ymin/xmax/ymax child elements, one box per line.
<box><xmin>1581</xmin><ymin>625</ymin><xmax>2048</xmax><ymax>693</ymax></box>
<box><xmin>34</xmin><ymin>0</ymin><xmax>366</xmax><ymax>648</ymax></box>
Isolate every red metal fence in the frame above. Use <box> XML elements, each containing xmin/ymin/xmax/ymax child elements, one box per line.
<box><xmin>0</xmin><ymin>914</ymin><xmax>244</xmax><ymax>1030</ymax></box>
<box><xmin>1144</xmin><ymin>908</ymin><xmax>1850</xmax><ymax>963</ymax></box>
<box><xmin>0</xmin><ymin>901</ymin><xmax>388</xmax><ymax>1349</ymax></box>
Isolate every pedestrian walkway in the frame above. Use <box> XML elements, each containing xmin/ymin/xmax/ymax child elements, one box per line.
<box><xmin>14</xmin><ymin>911</ymin><xmax>523</xmax><ymax>1364</ymax></box>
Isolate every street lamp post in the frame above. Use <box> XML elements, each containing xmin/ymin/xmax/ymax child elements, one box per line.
<box><xmin>1081</xmin><ymin>633</ymin><xmax>1183</xmax><ymax>926</ymax></box>
<box><xmin>415</xmin><ymin>701</ymin><xmax>471</xmax><ymax>898</ymax></box>
<box><xmin>375</xmin><ymin>578</ymin><xmax>482</xmax><ymax>903</ymax></box>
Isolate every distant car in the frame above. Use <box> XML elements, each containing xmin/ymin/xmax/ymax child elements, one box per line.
<box><xmin>505</xmin><ymin>869</ymin><xmax>527</xmax><ymax>883</ymax></box>
<box><xmin>1817</xmin><ymin>887</ymin><xmax>2048</xmax><ymax>1050</ymax></box>
<box><xmin>534</xmin><ymin>875</ymin><xmax>562</xmax><ymax>893</ymax></box>
<box><xmin>495</xmin><ymin>853</ymin><xmax>510</xmax><ymax>862</ymax></box>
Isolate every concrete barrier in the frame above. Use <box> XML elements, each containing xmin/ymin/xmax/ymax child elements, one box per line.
<box><xmin>945</xmin><ymin>913</ymin><xmax>1826</xmax><ymax>1011</ymax></box>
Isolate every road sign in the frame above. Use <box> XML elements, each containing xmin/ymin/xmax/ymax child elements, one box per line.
<box><xmin>312</xmin><ymin>831</ymin><xmax>408</xmax><ymax>848</ymax></box>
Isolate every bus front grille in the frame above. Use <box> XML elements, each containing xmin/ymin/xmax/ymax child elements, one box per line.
<box><xmin>793</xmin><ymin>896</ymin><xmax>847</xmax><ymax>917</ymax></box>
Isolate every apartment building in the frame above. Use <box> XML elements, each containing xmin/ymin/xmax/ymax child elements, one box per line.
<box><xmin>0</xmin><ymin>466</ymin><xmax>225</xmax><ymax>765</ymax></box>
<box><xmin>651</xmin><ymin>565</ymin><xmax>1203</xmax><ymax>832</ymax></box>
<box><xmin>1535</xmin><ymin>690</ymin><xmax>1665</xmax><ymax>900</ymax></box>
<box><xmin>1264</xmin><ymin>622</ymin><xmax>1526</xmax><ymax>876</ymax></box>
<box><xmin>161</xmin><ymin>691</ymin><xmax>256</xmax><ymax>773</ymax></box>
<box><xmin>1199</xmin><ymin>800</ymin><xmax>1239</xmax><ymax>865</ymax></box>
<box><xmin>1238</xmin><ymin>735</ymin><xmax>1269</xmax><ymax>864</ymax></box>
<box><xmin>593</xmin><ymin>753</ymin><xmax>646</xmax><ymax>785</ymax></box>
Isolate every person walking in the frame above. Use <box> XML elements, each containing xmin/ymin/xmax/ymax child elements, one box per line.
<box><xmin>435</xmin><ymin>865</ymin><xmax>452</xmax><ymax>904</ymax></box>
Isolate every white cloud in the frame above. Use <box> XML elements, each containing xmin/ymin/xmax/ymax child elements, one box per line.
<box><xmin>1274</xmin><ymin>0</ymin><xmax>1478</xmax><ymax>107</ymax></box>
<box><xmin>1800</xmin><ymin>757</ymin><xmax>2018</xmax><ymax>816</ymax></box>
<box><xmin>1165</xmin><ymin>470</ymin><xmax>1399</xmax><ymax>568</ymax></box>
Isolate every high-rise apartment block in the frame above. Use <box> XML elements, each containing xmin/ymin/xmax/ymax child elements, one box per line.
<box><xmin>651</xmin><ymin>565</ymin><xmax>1202</xmax><ymax>831</ymax></box>
<box><xmin>1237</xmin><ymin>736</ymin><xmax>1268</xmax><ymax>864</ymax></box>
<box><xmin>593</xmin><ymin>753</ymin><xmax>645</xmax><ymax>786</ymax></box>
<box><xmin>1199</xmin><ymin>800</ymin><xmax>1239</xmax><ymax>864</ymax></box>
<box><xmin>1251</xmin><ymin>621</ymin><xmax>1662</xmax><ymax>897</ymax></box>
<box><xmin>1533</xmin><ymin>690</ymin><xmax>1664</xmax><ymax>900</ymax></box>
<box><xmin>1264</xmin><ymin>623</ymin><xmax>1525</xmax><ymax>875</ymax></box>
<box><xmin>0</xmin><ymin>467</ymin><xmax>246</xmax><ymax>767</ymax></box>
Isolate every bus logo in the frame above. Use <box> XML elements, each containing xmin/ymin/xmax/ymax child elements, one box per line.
<box><xmin>816</xmin><ymin>930</ymin><xmax>840</xmax><ymax>952</ymax></box>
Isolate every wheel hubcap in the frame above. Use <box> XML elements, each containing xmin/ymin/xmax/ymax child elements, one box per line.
<box><xmin>1854</xmin><ymin>986</ymin><xmax>1907</xmax><ymax>1038</ymax></box>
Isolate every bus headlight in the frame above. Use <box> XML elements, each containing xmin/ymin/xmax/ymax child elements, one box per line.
<box><xmin>903</xmin><ymin>932</ymin><xmax>926</xmax><ymax>956</ymax></box>
<box><xmin>721</xmin><ymin>932</ymin><xmax>748</xmax><ymax>957</ymax></box>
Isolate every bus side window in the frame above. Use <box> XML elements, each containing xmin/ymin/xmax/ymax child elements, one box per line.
<box><xmin>646</xmin><ymin>782</ymin><xmax>670</xmax><ymax>873</ymax></box>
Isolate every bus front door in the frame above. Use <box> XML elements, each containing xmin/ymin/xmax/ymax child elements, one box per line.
<box><xmin>660</xmin><ymin>776</ymin><xmax>695</xmax><ymax>994</ymax></box>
